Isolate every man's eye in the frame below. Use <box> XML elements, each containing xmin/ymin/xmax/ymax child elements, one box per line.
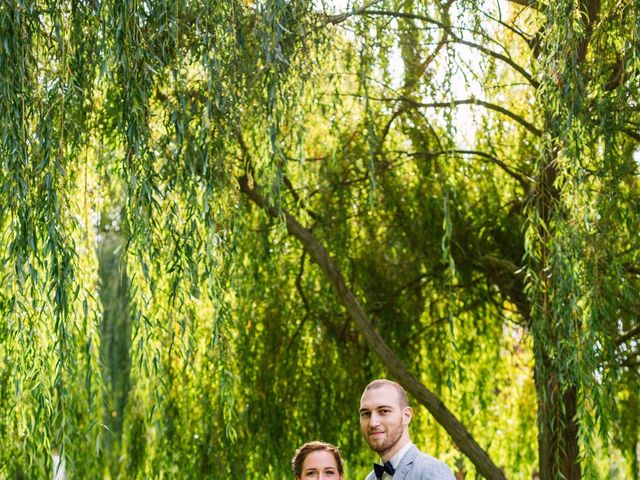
<box><xmin>360</xmin><ymin>412</ymin><xmax>370</xmax><ymax>417</ymax></box>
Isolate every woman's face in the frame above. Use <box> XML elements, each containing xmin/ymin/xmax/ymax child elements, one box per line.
<box><xmin>297</xmin><ymin>450</ymin><xmax>343</xmax><ymax>480</ymax></box>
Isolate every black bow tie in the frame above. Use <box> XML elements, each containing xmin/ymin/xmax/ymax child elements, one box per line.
<box><xmin>374</xmin><ymin>461</ymin><xmax>395</xmax><ymax>479</ymax></box>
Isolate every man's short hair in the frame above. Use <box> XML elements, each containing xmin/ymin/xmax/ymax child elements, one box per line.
<box><xmin>363</xmin><ymin>379</ymin><xmax>409</xmax><ymax>408</ymax></box>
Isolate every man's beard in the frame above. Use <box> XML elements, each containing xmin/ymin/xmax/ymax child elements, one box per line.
<box><xmin>367</xmin><ymin>421</ymin><xmax>404</xmax><ymax>457</ymax></box>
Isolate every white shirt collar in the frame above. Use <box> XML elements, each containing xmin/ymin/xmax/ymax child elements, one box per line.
<box><xmin>385</xmin><ymin>441</ymin><xmax>413</xmax><ymax>469</ymax></box>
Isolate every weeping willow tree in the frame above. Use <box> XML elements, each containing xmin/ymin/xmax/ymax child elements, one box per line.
<box><xmin>0</xmin><ymin>0</ymin><xmax>638</xmax><ymax>479</ymax></box>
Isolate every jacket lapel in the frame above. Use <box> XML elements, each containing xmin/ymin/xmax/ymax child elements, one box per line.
<box><xmin>390</xmin><ymin>445</ymin><xmax>419</xmax><ymax>480</ymax></box>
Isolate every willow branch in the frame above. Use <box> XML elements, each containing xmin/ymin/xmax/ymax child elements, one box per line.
<box><xmin>377</xmin><ymin>96</ymin><xmax>542</xmax><ymax>137</ymax></box>
<box><xmin>286</xmin><ymin>252</ymin><xmax>311</xmax><ymax>350</ymax></box>
<box><xmin>577</xmin><ymin>0</ymin><xmax>602</xmax><ymax>64</ymax></box>
<box><xmin>448</xmin><ymin>38</ymin><xmax>539</xmax><ymax>89</ymax></box>
<box><xmin>325</xmin><ymin>0</ymin><xmax>385</xmax><ymax>25</ymax></box>
<box><xmin>357</xmin><ymin>9</ymin><xmax>538</xmax><ymax>88</ymax></box>
<box><xmin>404</xmin><ymin>149</ymin><xmax>531</xmax><ymax>189</ymax></box>
<box><xmin>507</xmin><ymin>0</ymin><xmax>542</xmax><ymax>10</ymax></box>
<box><xmin>367</xmin><ymin>273</ymin><xmax>428</xmax><ymax>315</ymax></box>
<box><xmin>403</xmin><ymin>32</ymin><xmax>449</xmax><ymax>94</ymax></box>
<box><xmin>380</xmin><ymin>34</ymin><xmax>449</xmax><ymax>144</ymax></box>
<box><xmin>428</xmin><ymin>98</ymin><xmax>540</xmax><ymax>136</ymax></box>
<box><xmin>623</xmin><ymin>128</ymin><xmax>640</xmax><ymax>143</ymax></box>
<box><xmin>616</xmin><ymin>323</ymin><xmax>640</xmax><ymax>346</ymax></box>
<box><xmin>480</xmin><ymin>9</ymin><xmax>533</xmax><ymax>46</ymax></box>
<box><xmin>283</xmin><ymin>174</ymin><xmax>324</xmax><ymax>222</ymax></box>
<box><xmin>236</xmin><ymin>171</ymin><xmax>507</xmax><ymax>480</ymax></box>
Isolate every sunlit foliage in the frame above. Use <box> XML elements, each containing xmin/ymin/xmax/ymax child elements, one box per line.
<box><xmin>0</xmin><ymin>0</ymin><xmax>638</xmax><ymax>479</ymax></box>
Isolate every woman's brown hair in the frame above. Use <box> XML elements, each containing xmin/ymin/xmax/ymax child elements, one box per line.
<box><xmin>291</xmin><ymin>441</ymin><xmax>344</xmax><ymax>477</ymax></box>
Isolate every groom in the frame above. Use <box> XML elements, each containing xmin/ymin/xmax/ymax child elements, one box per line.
<box><xmin>359</xmin><ymin>379</ymin><xmax>455</xmax><ymax>480</ymax></box>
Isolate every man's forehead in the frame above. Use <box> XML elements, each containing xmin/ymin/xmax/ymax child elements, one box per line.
<box><xmin>360</xmin><ymin>384</ymin><xmax>400</xmax><ymax>407</ymax></box>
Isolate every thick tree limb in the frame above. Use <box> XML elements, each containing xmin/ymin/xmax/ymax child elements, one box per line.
<box><xmin>237</xmin><ymin>173</ymin><xmax>507</xmax><ymax>480</ymax></box>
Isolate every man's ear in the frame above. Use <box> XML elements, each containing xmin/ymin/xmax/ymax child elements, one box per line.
<box><xmin>402</xmin><ymin>406</ymin><xmax>413</xmax><ymax>425</ymax></box>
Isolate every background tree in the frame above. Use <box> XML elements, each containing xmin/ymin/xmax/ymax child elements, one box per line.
<box><xmin>0</xmin><ymin>0</ymin><xmax>638</xmax><ymax>479</ymax></box>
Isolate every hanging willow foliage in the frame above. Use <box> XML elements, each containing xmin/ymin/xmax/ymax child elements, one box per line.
<box><xmin>1</xmin><ymin>0</ymin><xmax>639</xmax><ymax>479</ymax></box>
<box><xmin>526</xmin><ymin>1</ymin><xmax>640</xmax><ymax>478</ymax></box>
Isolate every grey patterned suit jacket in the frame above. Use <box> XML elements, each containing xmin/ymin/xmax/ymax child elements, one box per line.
<box><xmin>364</xmin><ymin>445</ymin><xmax>455</xmax><ymax>480</ymax></box>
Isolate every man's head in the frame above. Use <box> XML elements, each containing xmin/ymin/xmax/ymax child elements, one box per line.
<box><xmin>359</xmin><ymin>379</ymin><xmax>413</xmax><ymax>461</ymax></box>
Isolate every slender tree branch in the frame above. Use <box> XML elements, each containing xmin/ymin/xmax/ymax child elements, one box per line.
<box><xmin>427</xmin><ymin>98</ymin><xmax>541</xmax><ymax>136</ymax></box>
<box><xmin>480</xmin><ymin>9</ymin><xmax>534</xmax><ymax>45</ymax></box>
<box><xmin>380</xmin><ymin>103</ymin><xmax>411</xmax><ymax>146</ymax></box>
<box><xmin>445</xmin><ymin>38</ymin><xmax>539</xmax><ymax>89</ymax></box>
<box><xmin>507</xmin><ymin>0</ymin><xmax>542</xmax><ymax>10</ymax></box>
<box><xmin>616</xmin><ymin>323</ymin><xmax>640</xmax><ymax>346</ymax></box>
<box><xmin>361</xmin><ymin>9</ymin><xmax>449</xmax><ymax>28</ymax></box>
<box><xmin>623</xmin><ymin>128</ymin><xmax>640</xmax><ymax>143</ymax></box>
<box><xmin>380</xmin><ymin>34</ymin><xmax>449</xmax><ymax>144</ymax></box>
<box><xmin>405</xmin><ymin>149</ymin><xmax>531</xmax><ymax>189</ymax></box>
<box><xmin>402</xmin><ymin>33</ymin><xmax>449</xmax><ymax>94</ymax></box>
<box><xmin>287</xmin><ymin>252</ymin><xmax>311</xmax><ymax>350</ymax></box>
<box><xmin>324</xmin><ymin>0</ymin><xmax>385</xmax><ymax>25</ymax></box>
<box><xmin>577</xmin><ymin>0</ymin><xmax>602</xmax><ymax>63</ymax></box>
<box><xmin>367</xmin><ymin>273</ymin><xmax>428</xmax><ymax>315</ymax></box>
<box><xmin>376</xmin><ymin>95</ymin><xmax>542</xmax><ymax>137</ymax></box>
<box><xmin>283</xmin><ymin>174</ymin><xmax>324</xmax><ymax>222</ymax></box>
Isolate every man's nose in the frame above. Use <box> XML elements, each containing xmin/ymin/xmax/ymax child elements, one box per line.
<box><xmin>370</xmin><ymin>412</ymin><xmax>381</xmax><ymax>426</ymax></box>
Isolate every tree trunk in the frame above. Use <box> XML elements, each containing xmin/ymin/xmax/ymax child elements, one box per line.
<box><xmin>535</xmin><ymin>355</ymin><xmax>581</xmax><ymax>480</ymax></box>
<box><xmin>532</xmin><ymin>143</ymin><xmax>582</xmax><ymax>480</ymax></box>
